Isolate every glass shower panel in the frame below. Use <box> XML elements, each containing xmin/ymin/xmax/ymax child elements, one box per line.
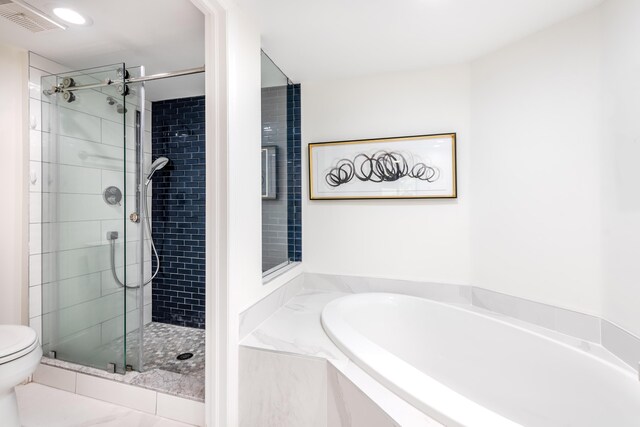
<box><xmin>41</xmin><ymin>64</ymin><xmax>130</xmax><ymax>373</ymax></box>
<box><xmin>261</xmin><ymin>52</ymin><xmax>292</xmax><ymax>274</ymax></box>
<box><xmin>122</xmin><ymin>65</ymin><xmax>149</xmax><ymax>372</ymax></box>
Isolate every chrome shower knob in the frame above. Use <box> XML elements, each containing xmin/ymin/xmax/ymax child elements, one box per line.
<box><xmin>103</xmin><ymin>186</ymin><xmax>123</xmax><ymax>206</ymax></box>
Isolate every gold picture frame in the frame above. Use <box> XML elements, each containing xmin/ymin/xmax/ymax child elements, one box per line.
<box><xmin>308</xmin><ymin>133</ymin><xmax>457</xmax><ymax>200</ymax></box>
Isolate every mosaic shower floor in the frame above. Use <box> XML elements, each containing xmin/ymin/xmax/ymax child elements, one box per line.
<box><xmin>138</xmin><ymin>323</ymin><xmax>205</xmax><ymax>376</ymax></box>
<box><xmin>42</xmin><ymin>322</ymin><xmax>205</xmax><ymax>401</ymax></box>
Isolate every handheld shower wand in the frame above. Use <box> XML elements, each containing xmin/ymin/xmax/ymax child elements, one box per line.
<box><xmin>109</xmin><ymin>156</ymin><xmax>170</xmax><ymax>289</ymax></box>
<box><xmin>145</xmin><ymin>157</ymin><xmax>169</xmax><ymax>185</ymax></box>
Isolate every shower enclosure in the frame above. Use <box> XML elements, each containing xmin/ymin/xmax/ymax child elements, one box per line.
<box><xmin>39</xmin><ymin>63</ymin><xmax>187</xmax><ymax>373</ymax></box>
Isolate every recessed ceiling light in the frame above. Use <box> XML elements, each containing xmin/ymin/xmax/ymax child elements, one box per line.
<box><xmin>52</xmin><ymin>7</ymin><xmax>87</xmax><ymax>25</ymax></box>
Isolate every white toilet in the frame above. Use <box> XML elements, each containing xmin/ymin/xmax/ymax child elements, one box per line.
<box><xmin>0</xmin><ymin>325</ymin><xmax>42</xmax><ymax>427</ymax></box>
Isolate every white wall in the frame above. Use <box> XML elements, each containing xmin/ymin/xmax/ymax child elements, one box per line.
<box><xmin>0</xmin><ymin>43</ymin><xmax>28</xmax><ymax>325</ymax></box>
<box><xmin>470</xmin><ymin>8</ymin><xmax>603</xmax><ymax>315</ymax></box>
<box><xmin>301</xmin><ymin>4</ymin><xmax>640</xmax><ymax>325</ymax></box>
<box><xmin>600</xmin><ymin>0</ymin><xmax>640</xmax><ymax>336</ymax></box>
<box><xmin>302</xmin><ymin>65</ymin><xmax>472</xmax><ymax>285</ymax></box>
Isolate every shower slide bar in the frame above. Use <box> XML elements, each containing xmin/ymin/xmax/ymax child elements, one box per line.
<box><xmin>45</xmin><ymin>66</ymin><xmax>205</xmax><ymax>94</ymax></box>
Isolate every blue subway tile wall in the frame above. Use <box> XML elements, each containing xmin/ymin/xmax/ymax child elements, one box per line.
<box><xmin>151</xmin><ymin>96</ymin><xmax>205</xmax><ymax>329</ymax></box>
<box><xmin>287</xmin><ymin>84</ymin><xmax>302</xmax><ymax>262</ymax></box>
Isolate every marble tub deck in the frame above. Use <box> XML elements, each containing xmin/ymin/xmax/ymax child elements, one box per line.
<box><xmin>42</xmin><ymin>322</ymin><xmax>205</xmax><ymax>401</ymax></box>
<box><xmin>240</xmin><ymin>288</ymin><xmax>439</xmax><ymax>425</ymax></box>
<box><xmin>241</xmin><ymin>287</ymin><xmax>632</xmax><ymax>372</ymax></box>
<box><xmin>240</xmin><ymin>286</ymin><xmax>635</xmax><ymax>425</ymax></box>
<box><xmin>242</xmin><ymin>289</ymin><xmax>352</xmax><ymax>364</ymax></box>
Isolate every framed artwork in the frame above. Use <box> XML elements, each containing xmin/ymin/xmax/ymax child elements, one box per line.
<box><xmin>308</xmin><ymin>133</ymin><xmax>457</xmax><ymax>200</ymax></box>
<box><xmin>261</xmin><ymin>145</ymin><xmax>277</xmax><ymax>199</ymax></box>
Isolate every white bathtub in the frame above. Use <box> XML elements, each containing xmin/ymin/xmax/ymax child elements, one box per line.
<box><xmin>321</xmin><ymin>293</ymin><xmax>640</xmax><ymax>426</ymax></box>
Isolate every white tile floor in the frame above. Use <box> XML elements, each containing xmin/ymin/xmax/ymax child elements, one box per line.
<box><xmin>16</xmin><ymin>383</ymin><xmax>192</xmax><ymax>427</ymax></box>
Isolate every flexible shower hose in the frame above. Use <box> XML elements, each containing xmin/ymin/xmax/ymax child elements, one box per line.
<box><xmin>109</xmin><ymin>182</ymin><xmax>160</xmax><ymax>289</ymax></box>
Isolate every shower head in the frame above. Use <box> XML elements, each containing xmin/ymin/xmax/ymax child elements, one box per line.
<box><xmin>145</xmin><ymin>157</ymin><xmax>169</xmax><ymax>185</ymax></box>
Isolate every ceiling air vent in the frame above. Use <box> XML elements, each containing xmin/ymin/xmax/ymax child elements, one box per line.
<box><xmin>0</xmin><ymin>0</ymin><xmax>66</xmax><ymax>33</ymax></box>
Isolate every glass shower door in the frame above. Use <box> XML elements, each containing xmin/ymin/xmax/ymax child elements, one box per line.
<box><xmin>40</xmin><ymin>63</ymin><xmax>134</xmax><ymax>373</ymax></box>
<box><xmin>123</xmin><ymin>65</ymin><xmax>149</xmax><ymax>373</ymax></box>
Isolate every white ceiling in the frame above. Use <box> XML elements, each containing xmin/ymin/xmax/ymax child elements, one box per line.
<box><xmin>0</xmin><ymin>0</ymin><xmax>204</xmax><ymax>101</ymax></box>
<box><xmin>237</xmin><ymin>0</ymin><xmax>605</xmax><ymax>82</ymax></box>
<box><xmin>0</xmin><ymin>0</ymin><xmax>606</xmax><ymax>90</ymax></box>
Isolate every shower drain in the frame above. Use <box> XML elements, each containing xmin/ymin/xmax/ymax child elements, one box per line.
<box><xmin>177</xmin><ymin>352</ymin><xmax>194</xmax><ymax>361</ymax></box>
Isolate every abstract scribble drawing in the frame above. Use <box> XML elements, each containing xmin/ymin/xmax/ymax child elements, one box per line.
<box><xmin>325</xmin><ymin>151</ymin><xmax>440</xmax><ymax>188</ymax></box>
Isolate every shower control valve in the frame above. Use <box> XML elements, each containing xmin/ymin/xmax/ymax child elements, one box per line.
<box><xmin>130</xmin><ymin>212</ymin><xmax>140</xmax><ymax>223</ymax></box>
<box><xmin>103</xmin><ymin>186</ymin><xmax>123</xmax><ymax>206</ymax></box>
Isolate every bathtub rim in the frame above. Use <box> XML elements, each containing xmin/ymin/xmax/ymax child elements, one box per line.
<box><xmin>321</xmin><ymin>292</ymin><xmax>636</xmax><ymax>426</ymax></box>
<box><xmin>240</xmin><ymin>272</ymin><xmax>640</xmax><ymax>377</ymax></box>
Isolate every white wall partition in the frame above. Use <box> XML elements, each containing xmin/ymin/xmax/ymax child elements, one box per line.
<box><xmin>194</xmin><ymin>1</ymin><xmax>306</xmax><ymax>423</ymax></box>
<box><xmin>223</xmin><ymin>5</ymin><xmax>261</xmax><ymax>424</ymax></box>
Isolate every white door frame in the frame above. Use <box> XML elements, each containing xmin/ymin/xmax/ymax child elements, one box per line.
<box><xmin>189</xmin><ymin>0</ymin><xmax>233</xmax><ymax>425</ymax></box>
